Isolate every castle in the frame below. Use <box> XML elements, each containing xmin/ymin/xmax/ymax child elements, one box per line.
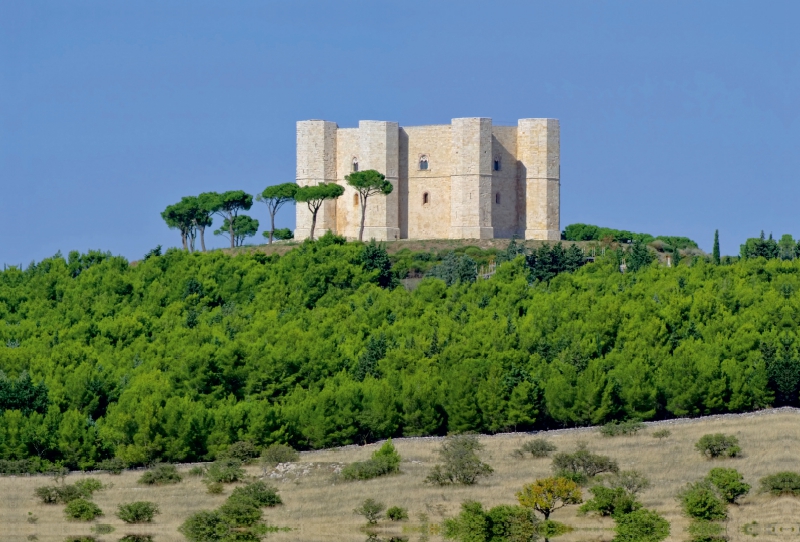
<box><xmin>294</xmin><ymin>117</ymin><xmax>560</xmax><ymax>241</ymax></box>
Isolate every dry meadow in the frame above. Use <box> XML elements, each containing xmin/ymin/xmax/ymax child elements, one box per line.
<box><xmin>3</xmin><ymin>408</ymin><xmax>800</xmax><ymax>542</ymax></box>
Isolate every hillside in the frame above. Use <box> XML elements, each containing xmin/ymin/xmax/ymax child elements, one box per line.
<box><xmin>0</xmin><ymin>235</ymin><xmax>796</xmax><ymax>472</ymax></box>
<box><xmin>1</xmin><ymin>409</ymin><xmax>797</xmax><ymax>542</ymax></box>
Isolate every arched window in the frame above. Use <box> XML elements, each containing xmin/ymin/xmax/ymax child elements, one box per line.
<box><xmin>352</xmin><ymin>158</ymin><xmax>359</xmax><ymax>172</ymax></box>
<box><xmin>493</xmin><ymin>157</ymin><xmax>501</xmax><ymax>171</ymax></box>
<box><xmin>423</xmin><ymin>192</ymin><xmax>429</xmax><ymax>205</ymax></box>
<box><xmin>495</xmin><ymin>193</ymin><xmax>501</xmax><ymax>204</ymax></box>
<box><xmin>419</xmin><ymin>155</ymin><xmax>428</xmax><ymax>170</ymax></box>
<box><xmin>353</xmin><ymin>193</ymin><xmax>359</xmax><ymax>207</ymax></box>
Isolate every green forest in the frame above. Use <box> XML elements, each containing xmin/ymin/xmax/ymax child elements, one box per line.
<box><xmin>1</xmin><ymin>232</ymin><xmax>799</xmax><ymax>472</ymax></box>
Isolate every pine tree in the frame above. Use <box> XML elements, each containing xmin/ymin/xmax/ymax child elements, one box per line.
<box><xmin>713</xmin><ymin>230</ymin><xmax>720</xmax><ymax>265</ymax></box>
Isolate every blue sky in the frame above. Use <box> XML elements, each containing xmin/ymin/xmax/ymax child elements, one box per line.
<box><xmin>2</xmin><ymin>1</ymin><xmax>799</xmax><ymax>263</ymax></box>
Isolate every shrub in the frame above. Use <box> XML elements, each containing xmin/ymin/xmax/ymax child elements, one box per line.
<box><xmin>206</xmin><ymin>482</ymin><xmax>224</xmax><ymax>494</ymax></box>
<box><xmin>138</xmin><ymin>463</ymin><xmax>182</xmax><ymax>485</ymax></box>
<box><xmin>117</xmin><ymin>501</ymin><xmax>160</xmax><ymax>523</ymax></box>
<box><xmin>229</xmin><ymin>481</ymin><xmax>282</xmax><ymax>507</ymax></box>
<box><xmin>536</xmin><ymin>520</ymin><xmax>572</xmax><ymax>538</ymax></box>
<box><xmin>695</xmin><ymin>434</ymin><xmax>741</xmax><ymax>459</ymax></box>
<box><xmin>552</xmin><ymin>443</ymin><xmax>619</xmax><ymax>481</ymax></box>
<box><xmin>759</xmin><ymin>471</ymin><xmax>800</xmax><ymax>496</ymax></box>
<box><xmin>607</xmin><ymin>470</ymin><xmax>651</xmax><ymax>495</ymax></box>
<box><xmin>205</xmin><ymin>459</ymin><xmax>246</xmax><ymax>484</ymax></box>
<box><xmin>425</xmin><ymin>434</ymin><xmax>493</xmax><ymax>486</ymax></box>
<box><xmin>261</xmin><ymin>443</ymin><xmax>299</xmax><ymax>467</ymax></box>
<box><xmin>27</xmin><ymin>512</ymin><xmax>38</xmax><ymax>524</ymax></box>
<box><xmin>652</xmin><ymin>429</ymin><xmax>671</xmax><ymax>440</ymax></box>
<box><xmin>74</xmin><ymin>478</ymin><xmax>105</xmax><ymax>496</ymax></box>
<box><xmin>34</xmin><ymin>483</ymin><xmax>88</xmax><ymax>504</ymax></box>
<box><xmin>679</xmin><ymin>482</ymin><xmax>727</xmax><ymax>521</ymax></box>
<box><xmin>95</xmin><ymin>458</ymin><xmax>126</xmax><ymax>475</ymax></box>
<box><xmin>91</xmin><ymin>524</ymin><xmax>114</xmax><ymax>535</ymax></box>
<box><xmin>188</xmin><ymin>466</ymin><xmax>206</xmax><ymax>477</ymax></box>
<box><xmin>218</xmin><ymin>497</ymin><xmax>263</xmax><ymax>527</ymax></box>
<box><xmin>513</xmin><ymin>439</ymin><xmax>556</xmax><ymax>458</ymax></box>
<box><xmin>553</xmin><ymin>469</ymin><xmax>588</xmax><ymax>486</ymax></box>
<box><xmin>341</xmin><ymin>439</ymin><xmax>401</xmax><ymax>481</ymax></box>
<box><xmin>443</xmin><ymin>501</ymin><xmax>488</xmax><ymax>541</ymax></box>
<box><xmin>354</xmin><ymin>498</ymin><xmax>385</xmax><ymax>525</ymax></box>
<box><xmin>598</xmin><ymin>419</ymin><xmax>645</xmax><ymax>437</ymax></box>
<box><xmin>386</xmin><ymin>506</ymin><xmax>409</xmax><ymax>521</ymax></box>
<box><xmin>517</xmin><ymin>477</ymin><xmax>582</xmax><ymax>520</ymax></box>
<box><xmin>706</xmin><ymin>467</ymin><xmax>750</xmax><ymax>503</ymax></box>
<box><xmin>222</xmin><ymin>441</ymin><xmax>260</xmax><ymax>463</ymax></box>
<box><xmin>64</xmin><ymin>498</ymin><xmax>103</xmax><ymax>521</ymax></box>
<box><xmin>579</xmin><ymin>486</ymin><xmax>641</xmax><ymax>517</ymax></box>
<box><xmin>179</xmin><ymin>510</ymin><xmax>227</xmax><ymax>542</ymax></box>
<box><xmin>445</xmin><ymin>501</ymin><xmax>539</xmax><ymax>542</ymax></box>
<box><xmin>687</xmin><ymin>520</ymin><xmax>726</xmax><ymax>542</ymax></box>
<box><xmin>613</xmin><ymin>509</ymin><xmax>670</xmax><ymax>542</ymax></box>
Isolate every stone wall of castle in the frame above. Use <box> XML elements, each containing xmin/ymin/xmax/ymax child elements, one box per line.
<box><xmin>295</xmin><ymin>117</ymin><xmax>560</xmax><ymax>242</ymax></box>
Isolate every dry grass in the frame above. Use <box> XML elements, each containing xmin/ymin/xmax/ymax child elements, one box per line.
<box><xmin>2</xmin><ymin>409</ymin><xmax>799</xmax><ymax>542</ymax></box>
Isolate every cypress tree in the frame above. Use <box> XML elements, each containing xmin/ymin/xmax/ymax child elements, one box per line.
<box><xmin>713</xmin><ymin>230</ymin><xmax>720</xmax><ymax>265</ymax></box>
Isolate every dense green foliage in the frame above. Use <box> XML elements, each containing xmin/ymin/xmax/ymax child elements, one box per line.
<box><xmin>678</xmin><ymin>481</ymin><xmax>727</xmax><ymax>521</ymax></box>
<box><xmin>759</xmin><ymin>471</ymin><xmax>800</xmax><ymax>496</ymax></box>
<box><xmin>513</xmin><ymin>438</ymin><xmax>556</xmax><ymax>458</ymax></box>
<box><xmin>563</xmin><ymin>223</ymin><xmax>697</xmax><ymax>250</ymax></box>
<box><xmin>260</xmin><ymin>443</ymin><xmax>299</xmax><ymax>467</ymax></box>
<box><xmin>117</xmin><ymin>501</ymin><xmax>160</xmax><ymax>523</ymax></box>
<box><xmin>386</xmin><ymin>505</ymin><xmax>408</xmax><ymax>521</ymax></box>
<box><xmin>579</xmin><ymin>485</ymin><xmax>641</xmax><ymax>517</ymax></box>
<box><xmin>705</xmin><ymin>467</ymin><xmax>750</xmax><ymax>503</ymax></box>
<box><xmin>138</xmin><ymin>464</ymin><xmax>182</xmax><ymax>485</ymax></box>
<box><xmin>341</xmin><ymin>439</ymin><xmax>401</xmax><ymax>480</ymax></box>
<box><xmin>443</xmin><ymin>500</ymin><xmax>539</xmax><ymax>542</ymax></box>
<box><xmin>35</xmin><ymin>478</ymin><xmax>105</xmax><ymax>504</ymax></box>
<box><xmin>3</xmin><ymin>235</ymin><xmax>800</xmax><ymax>470</ymax></box>
<box><xmin>64</xmin><ymin>498</ymin><xmax>103</xmax><ymax>521</ymax></box>
<box><xmin>598</xmin><ymin>419</ymin><xmax>644</xmax><ymax>437</ymax></box>
<box><xmin>551</xmin><ymin>444</ymin><xmax>618</xmax><ymax>484</ymax></box>
<box><xmin>205</xmin><ymin>458</ymin><xmax>246</xmax><ymax>483</ymax></box>
<box><xmin>612</xmin><ymin>509</ymin><xmax>669</xmax><ymax>542</ymax></box>
<box><xmin>694</xmin><ymin>434</ymin><xmax>741</xmax><ymax>459</ymax></box>
<box><xmin>353</xmin><ymin>498</ymin><xmax>385</xmax><ymax>525</ymax></box>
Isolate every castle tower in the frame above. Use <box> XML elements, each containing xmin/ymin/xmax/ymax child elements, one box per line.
<box><xmin>518</xmin><ymin>118</ymin><xmax>560</xmax><ymax>241</ymax></box>
<box><xmin>449</xmin><ymin>117</ymin><xmax>494</xmax><ymax>239</ymax></box>
<box><xmin>295</xmin><ymin>120</ymin><xmax>338</xmax><ymax>240</ymax></box>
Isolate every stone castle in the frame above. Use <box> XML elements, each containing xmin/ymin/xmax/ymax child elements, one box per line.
<box><xmin>294</xmin><ymin>117</ymin><xmax>560</xmax><ymax>241</ymax></box>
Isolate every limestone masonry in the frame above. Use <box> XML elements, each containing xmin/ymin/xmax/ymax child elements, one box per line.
<box><xmin>295</xmin><ymin>117</ymin><xmax>560</xmax><ymax>241</ymax></box>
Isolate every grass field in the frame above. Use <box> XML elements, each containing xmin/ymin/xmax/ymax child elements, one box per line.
<box><xmin>3</xmin><ymin>408</ymin><xmax>798</xmax><ymax>542</ymax></box>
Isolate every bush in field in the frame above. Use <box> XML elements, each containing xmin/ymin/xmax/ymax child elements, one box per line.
<box><xmin>679</xmin><ymin>481</ymin><xmax>727</xmax><ymax>521</ymax></box>
<box><xmin>96</xmin><ymin>458</ymin><xmax>126</xmax><ymax>474</ymax></box>
<box><xmin>613</xmin><ymin>509</ymin><xmax>670</xmax><ymax>542</ymax></box>
<box><xmin>517</xmin><ymin>477</ymin><xmax>582</xmax><ymax>520</ymax></box>
<box><xmin>579</xmin><ymin>486</ymin><xmax>641</xmax><ymax>517</ymax></box>
<box><xmin>759</xmin><ymin>471</ymin><xmax>800</xmax><ymax>496</ymax></box>
<box><xmin>229</xmin><ymin>481</ymin><xmax>282</xmax><ymax>507</ymax></box>
<box><xmin>64</xmin><ymin>498</ymin><xmax>103</xmax><ymax>521</ymax></box>
<box><xmin>513</xmin><ymin>439</ymin><xmax>557</xmax><ymax>459</ymax></box>
<box><xmin>598</xmin><ymin>419</ymin><xmax>645</xmax><ymax>437</ymax></box>
<box><xmin>705</xmin><ymin>467</ymin><xmax>750</xmax><ymax>503</ymax></box>
<box><xmin>261</xmin><ymin>443</ymin><xmax>299</xmax><ymax>467</ymax></box>
<box><xmin>138</xmin><ymin>464</ymin><xmax>182</xmax><ymax>485</ymax></box>
<box><xmin>179</xmin><ymin>510</ymin><xmax>227</xmax><ymax>542</ymax></box>
<box><xmin>425</xmin><ymin>434</ymin><xmax>493</xmax><ymax>486</ymax></box>
<box><xmin>606</xmin><ymin>470</ymin><xmax>651</xmax><ymax>495</ymax></box>
<box><xmin>354</xmin><ymin>498</ymin><xmax>385</xmax><ymax>525</ymax></box>
<box><xmin>218</xmin><ymin>497</ymin><xmax>263</xmax><ymax>527</ymax></box>
<box><xmin>552</xmin><ymin>443</ymin><xmax>619</xmax><ymax>483</ymax></box>
<box><xmin>341</xmin><ymin>439</ymin><xmax>402</xmax><ymax>481</ymax></box>
<box><xmin>687</xmin><ymin>520</ymin><xmax>726</xmax><ymax>542</ymax></box>
<box><xmin>695</xmin><ymin>434</ymin><xmax>741</xmax><ymax>459</ymax></box>
<box><xmin>117</xmin><ymin>501</ymin><xmax>160</xmax><ymax>523</ymax></box>
<box><xmin>205</xmin><ymin>459</ymin><xmax>246</xmax><ymax>484</ymax></box>
<box><xmin>205</xmin><ymin>482</ymin><xmax>224</xmax><ymax>495</ymax></box>
<box><xmin>444</xmin><ymin>501</ymin><xmax>539</xmax><ymax>542</ymax></box>
<box><xmin>651</xmin><ymin>429</ymin><xmax>671</xmax><ymax>441</ymax></box>
<box><xmin>222</xmin><ymin>441</ymin><xmax>260</xmax><ymax>463</ymax></box>
<box><xmin>386</xmin><ymin>506</ymin><xmax>409</xmax><ymax>521</ymax></box>
<box><xmin>34</xmin><ymin>479</ymin><xmax>105</xmax><ymax>504</ymax></box>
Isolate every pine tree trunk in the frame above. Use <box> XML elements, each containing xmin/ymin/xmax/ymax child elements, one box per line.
<box><xmin>309</xmin><ymin>207</ymin><xmax>318</xmax><ymax>241</ymax></box>
<box><xmin>269</xmin><ymin>209</ymin><xmax>275</xmax><ymax>244</ymax></box>
<box><xmin>200</xmin><ymin>228</ymin><xmax>206</xmax><ymax>252</ymax></box>
<box><xmin>359</xmin><ymin>193</ymin><xmax>367</xmax><ymax>242</ymax></box>
<box><xmin>181</xmin><ymin>232</ymin><xmax>187</xmax><ymax>251</ymax></box>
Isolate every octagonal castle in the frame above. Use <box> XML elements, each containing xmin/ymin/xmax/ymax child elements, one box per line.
<box><xmin>295</xmin><ymin>117</ymin><xmax>559</xmax><ymax>241</ymax></box>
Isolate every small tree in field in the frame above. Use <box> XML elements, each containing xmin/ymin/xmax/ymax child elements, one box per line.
<box><xmin>354</xmin><ymin>498</ymin><xmax>385</xmax><ymax>525</ymax></box>
<box><xmin>257</xmin><ymin>183</ymin><xmax>298</xmax><ymax>244</ymax></box>
<box><xmin>516</xmin><ymin>477</ymin><xmax>582</xmax><ymax>520</ymax></box>
<box><xmin>345</xmin><ymin>169</ymin><xmax>393</xmax><ymax>241</ymax></box>
<box><xmin>695</xmin><ymin>434</ymin><xmax>741</xmax><ymax>459</ymax></box>
<box><xmin>425</xmin><ymin>434</ymin><xmax>493</xmax><ymax>486</ymax></box>
<box><xmin>295</xmin><ymin>183</ymin><xmax>344</xmax><ymax>240</ymax></box>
